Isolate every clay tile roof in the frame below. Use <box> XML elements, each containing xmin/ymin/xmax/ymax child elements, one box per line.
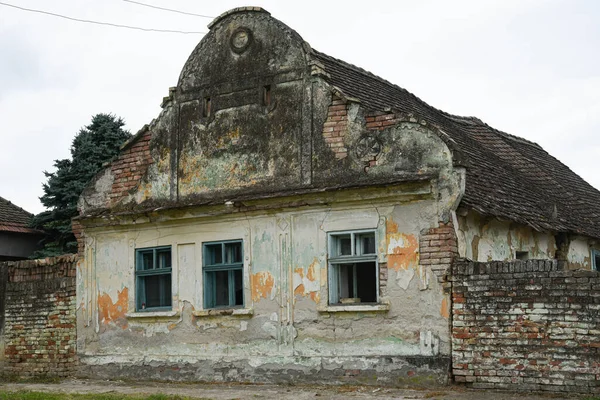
<box><xmin>312</xmin><ymin>50</ymin><xmax>600</xmax><ymax>239</ymax></box>
<box><xmin>0</xmin><ymin>196</ymin><xmax>40</xmax><ymax>234</ymax></box>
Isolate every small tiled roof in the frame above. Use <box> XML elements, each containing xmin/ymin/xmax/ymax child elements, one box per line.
<box><xmin>312</xmin><ymin>50</ymin><xmax>600</xmax><ymax>239</ymax></box>
<box><xmin>0</xmin><ymin>196</ymin><xmax>39</xmax><ymax>234</ymax></box>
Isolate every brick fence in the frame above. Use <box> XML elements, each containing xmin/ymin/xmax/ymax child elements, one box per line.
<box><xmin>451</xmin><ymin>259</ymin><xmax>600</xmax><ymax>394</ymax></box>
<box><xmin>0</xmin><ymin>255</ymin><xmax>78</xmax><ymax>378</ymax></box>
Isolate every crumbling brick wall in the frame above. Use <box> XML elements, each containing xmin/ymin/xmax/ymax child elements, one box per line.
<box><xmin>0</xmin><ymin>255</ymin><xmax>78</xmax><ymax>378</ymax></box>
<box><xmin>451</xmin><ymin>259</ymin><xmax>600</xmax><ymax>394</ymax></box>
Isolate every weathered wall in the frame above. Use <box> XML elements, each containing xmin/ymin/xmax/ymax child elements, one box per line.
<box><xmin>451</xmin><ymin>258</ymin><xmax>600</xmax><ymax>394</ymax></box>
<box><xmin>456</xmin><ymin>210</ymin><xmax>597</xmax><ymax>270</ymax></box>
<box><xmin>77</xmin><ymin>185</ymin><xmax>458</xmax><ymax>385</ymax></box>
<box><xmin>0</xmin><ymin>255</ymin><xmax>78</xmax><ymax>378</ymax></box>
<box><xmin>456</xmin><ymin>210</ymin><xmax>556</xmax><ymax>262</ymax></box>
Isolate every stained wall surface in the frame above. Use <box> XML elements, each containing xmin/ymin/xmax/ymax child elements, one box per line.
<box><xmin>77</xmin><ymin>183</ymin><xmax>458</xmax><ymax>384</ymax></box>
<box><xmin>456</xmin><ymin>210</ymin><xmax>597</xmax><ymax>270</ymax></box>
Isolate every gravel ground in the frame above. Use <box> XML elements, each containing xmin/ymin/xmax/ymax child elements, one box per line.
<box><xmin>0</xmin><ymin>378</ymin><xmax>591</xmax><ymax>400</ymax></box>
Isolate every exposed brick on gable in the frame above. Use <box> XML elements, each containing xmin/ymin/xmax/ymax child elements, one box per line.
<box><xmin>109</xmin><ymin>131</ymin><xmax>153</xmax><ymax>204</ymax></box>
<box><xmin>420</xmin><ymin>222</ymin><xmax>459</xmax><ymax>281</ymax></box>
<box><xmin>365</xmin><ymin>112</ymin><xmax>399</xmax><ymax>131</ymax></box>
<box><xmin>322</xmin><ymin>97</ymin><xmax>348</xmax><ymax>159</ymax></box>
<box><xmin>71</xmin><ymin>219</ymin><xmax>84</xmax><ymax>256</ymax></box>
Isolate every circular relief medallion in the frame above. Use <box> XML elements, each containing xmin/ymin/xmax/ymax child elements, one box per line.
<box><xmin>230</xmin><ymin>28</ymin><xmax>252</xmax><ymax>54</ymax></box>
<box><xmin>355</xmin><ymin>134</ymin><xmax>382</xmax><ymax>159</ymax></box>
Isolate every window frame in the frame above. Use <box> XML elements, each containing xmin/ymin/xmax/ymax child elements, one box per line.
<box><xmin>202</xmin><ymin>239</ymin><xmax>244</xmax><ymax>310</ymax></box>
<box><xmin>327</xmin><ymin>229</ymin><xmax>379</xmax><ymax>305</ymax></box>
<box><xmin>592</xmin><ymin>249</ymin><xmax>600</xmax><ymax>271</ymax></box>
<box><xmin>135</xmin><ymin>245</ymin><xmax>173</xmax><ymax>312</ymax></box>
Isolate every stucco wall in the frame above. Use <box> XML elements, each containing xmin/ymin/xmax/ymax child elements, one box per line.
<box><xmin>456</xmin><ymin>210</ymin><xmax>597</xmax><ymax>270</ymax></box>
<box><xmin>77</xmin><ymin>186</ymin><xmax>453</xmax><ymax>385</ymax></box>
<box><xmin>456</xmin><ymin>210</ymin><xmax>556</xmax><ymax>262</ymax></box>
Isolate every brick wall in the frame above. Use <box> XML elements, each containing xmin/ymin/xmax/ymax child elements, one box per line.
<box><xmin>451</xmin><ymin>259</ymin><xmax>600</xmax><ymax>394</ymax></box>
<box><xmin>109</xmin><ymin>129</ymin><xmax>153</xmax><ymax>204</ymax></box>
<box><xmin>0</xmin><ymin>255</ymin><xmax>78</xmax><ymax>378</ymax></box>
<box><xmin>420</xmin><ymin>222</ymin><xmax>458</xmax><ymax>281</ymax></box>
<box><xmin>322</xmin><ymin>97</ymin><xmax>348</xmax><ymax>159</ymax></box>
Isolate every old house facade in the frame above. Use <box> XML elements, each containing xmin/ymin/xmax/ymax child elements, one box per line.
<box><xmin>74</xmin><ymin>7</ymin><xmax>600</xmax><ymax>384</ymax></box>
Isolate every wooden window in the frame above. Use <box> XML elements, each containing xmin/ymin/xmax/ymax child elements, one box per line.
<box><xmin>203</xmin><ymin>240</ymin><xmax>244</xmax><ymax>309</ymax></box>
<box><xmin>593</xmin><ymin>249</ymin><xmax>600</xmax><ymax>271</ymax></box>
<box><xmin>328</xmin><ymin>230</ymin><xmax>378</xmax><ymax>305</ymax></box>
<box><xmin>135</xmin><ymin>246</ymin><xmax>172</xmax><ymax>311</ymax></box>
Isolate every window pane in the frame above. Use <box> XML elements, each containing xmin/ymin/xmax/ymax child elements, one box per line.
<box><xmin>157</xmin><ymin>249</ymin><xmax>171</xmax><ymax>269</ymax></box>
<box><xmin>225</xmin><ymin>242</ymin><xmax>242</xmax><ymax>264</ymax></box>
<box><xmin>234</xmin><ymin>269</ymin><xmax>243</xmax><ymax>306</ymax></box>
<box><xmin>357</xmin><ymin>233</ymin><xmax>376</xmax><ymax>255</ymax></box>
<box><xmin>206</xmin><ymin>243</ymin><xmax>222</xmax><ymax>265</ymax></box>
<box><xmin>334</xmin><ymin>234</ymin><xmax>352</xmax><ymax>256</ymax></box>
<box><xmin>142</xmin><ymin>273</ymin><xmax>171</xmax><ymax>309</ymax></box>
<box><xmin>356</xmin><ymin>262</ymin><xmax>377</xmax><ymax>302</ymax></box>
<box><xmin>337</xmin><ymin>264</ymin><xmax>355</xmax><ymax>300</ymax></box>
<box><xmin>140</xmin><ymin>250</ymin><xmax>154</xmax><ymax>270</ymax></box>
<box><xmin>214</xmin><ymin>270</ymin><xmax>229</xmax><ymax>307</ymax></box>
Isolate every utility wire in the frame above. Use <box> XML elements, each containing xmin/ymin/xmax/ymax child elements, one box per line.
<box><xmin>122</xmin><ymin>0</ymin><xmax>214</xmax><ymax>19</ymax></box>
<box><xmin>0</xmin><ymin>1</ymin><xmax>206</xmax><ymax>34</ymax></box>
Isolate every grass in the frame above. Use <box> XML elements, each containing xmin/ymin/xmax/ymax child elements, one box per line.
<box><xmin>0</xmin><ymin>392</ymin><xmax>209</xmax><ymax>400</ymax></box>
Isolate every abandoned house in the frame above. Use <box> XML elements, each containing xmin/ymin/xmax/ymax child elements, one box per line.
<box><xmin>73</xmin><ymin>7</ymin><xmax>600</xmax><ymax>384</ymax></box>
<box><xmin>0</xmin><ymin>196</ymin><xmax>43</xmax><ymax>261</ymax></box>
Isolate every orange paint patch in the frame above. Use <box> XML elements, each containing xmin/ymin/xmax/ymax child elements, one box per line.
<box><xmin>98</xmin><ymin>287</ymin><xmax>129</xmax><ymax>329</ymax></box>
<box><xmin>306</xmin><ymin>258</ymin><xmax>318</xmax><ymax>281</ymax></box>
<box><xmin>294</xmin><ymin>283</ymin><xmax>305</xmax><ymax>296</ymax></box>
<box><xmin>309</xmin><ymin>291</ymin><xmax>320</xmax><ymax>303</ymax></box>
<box><xmin>440</xmin><ymin>297</ymin><xmax>449</xmax><ymax>319</ymax></box>
<box><xmin>387</xmin><ymin>233</ymin><xmax>419</xmax><ymax>271</ymax></box>
<box><xmin>250</xmin><ymin>271</ymin><xmax>275</xmax><ymax>302</ymax></box>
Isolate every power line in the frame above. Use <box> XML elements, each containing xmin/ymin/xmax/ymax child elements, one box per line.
<box><xmin>122</xmin><ymin>0</ymin><xmax>214</xmax><ymax>19</ymax></box>
<box><xmin>0</xmin><ymin>1</ymin><xmax>206</xmax><ymax>34</ymax></box>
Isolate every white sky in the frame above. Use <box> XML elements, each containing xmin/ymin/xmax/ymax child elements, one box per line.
<box><xmin>1</xmin><ymin>0</ymin><xmax>599</xmax><ymax>214</ymax></box>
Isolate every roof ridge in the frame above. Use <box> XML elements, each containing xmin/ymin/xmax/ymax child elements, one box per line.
<box><xmin>0</xmin><ymin>196</ymin><xmax>34</xmax><ymax>217</ymax></box>
<box><xmin>312</xmin><ymin>49</ymin><xmax>485</xmax><ymax>124</ymax></box>
<box><xmin>312</xmin><ymin>49</ymin><xmax>547</xmax><ymax>151</ymax></box>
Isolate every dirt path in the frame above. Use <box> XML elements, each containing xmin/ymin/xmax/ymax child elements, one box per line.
<box><xmin>0</xmin><ymin>379</ymin><xmax>586</xmax><ymax>400</ymax></box>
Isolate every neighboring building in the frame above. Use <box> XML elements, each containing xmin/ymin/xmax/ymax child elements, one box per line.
<box><xmin>74</xmin><ymin>7</ymin><xmax>600</xmax><ymax>384</ymax></box>
<box><xmin>0</xmin><ymin>196</ymin><xmax>43</xmax><ymax>261</ymax></box>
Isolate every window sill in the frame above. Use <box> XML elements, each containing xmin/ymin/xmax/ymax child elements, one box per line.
<box><xmin>193</xmin><ymin>308</ymin><xmax>254</xmax><ymax>317</ymax></box>
<box><xmin>125</xmin><ymin>310</ymin><xmax>180</xmax><ymax>319</ymax></box>
<box><xmin>317</xmin><ymin>303</ymin><xmax>390</xmax><ymax>313</ymax></box>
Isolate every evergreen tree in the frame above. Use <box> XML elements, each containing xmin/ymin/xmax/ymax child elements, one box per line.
<box><xmin>31</xmin><ymin>114</ymin><xmax>132</xmax><ymax>257</ymax></box>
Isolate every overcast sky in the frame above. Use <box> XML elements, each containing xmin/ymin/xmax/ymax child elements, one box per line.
<box><xmin>1</xmin><ymin>0</ymin><xmax>598</xmax><ymax>214</ymax></box>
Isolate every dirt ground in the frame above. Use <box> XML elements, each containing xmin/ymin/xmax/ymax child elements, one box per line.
<box><xmin>0</xmin><ymin>379</ymin><xmax>591</xmax><ymax>400</ymax></box>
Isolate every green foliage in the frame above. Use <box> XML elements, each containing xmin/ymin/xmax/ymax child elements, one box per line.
<box><xmin>31</xmin><ymin>114</ymin><xmax>132</xmax><ymax>257</ymax></box>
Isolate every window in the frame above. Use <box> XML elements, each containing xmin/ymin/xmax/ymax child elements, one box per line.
<box><xmin>203</xmin><ymin>240</ymin><xmax>244</xmax><ymax>309</ymax></box>
<box><xmin>593</xmin><ymin>249</ymin><xmax>600</xmax><ymax>271</ymax></box>
<box><xmin>262</xmin><ymin>85</ymin><xmax>271</xmax><ymax>106</ymax></box>
<box><xmin>515</xmin><ymin>251</ymin><xmax>529</xmax><ymax>260</ymax></box>
<box><xmin>203</xmin><ymin>96</ymin><xmax>211</xmax><ymax>117</ymax></box>
<box><xmin>328</xmin><ymin>230</ymin><xmax>378</xmax><ymax>305</ymax></box>
<box><xmin>135</xmin><ymin>246</ymin><xmax>172</xmax><ymax>311</ymax></box>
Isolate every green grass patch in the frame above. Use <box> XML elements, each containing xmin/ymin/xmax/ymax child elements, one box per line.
<box><xmin>0</xmin><ymin>392</ymin><xmax>207</xmax><ymax>400</ymax></box>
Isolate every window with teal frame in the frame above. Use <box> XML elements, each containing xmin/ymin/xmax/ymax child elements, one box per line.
<box><xmin>135</xmin><ymin>246</ymin><xmax>172</xmax><ymax>311</ymax></box>
<box><xmin>593</xmin><ymin>249</ymin><xmax>600</xmax><ymax>271</ymax></box>
<box><xmin>328</xmin><ymin>230</ymin><xmax>378</xmax><ymax>305</ymax></box>
<box><xmin>203</xmin><ymin>240</ymin><xmax>244</xmax><ymax>309</ymax></box>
